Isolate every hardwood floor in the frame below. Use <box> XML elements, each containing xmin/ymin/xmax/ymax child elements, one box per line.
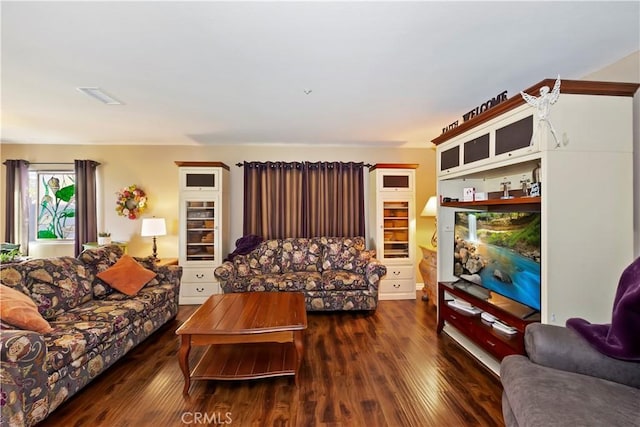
<box><xmin>42</xmin><ymin>293</ymin><xmax>505</xmax><ymax>426</ymax></box>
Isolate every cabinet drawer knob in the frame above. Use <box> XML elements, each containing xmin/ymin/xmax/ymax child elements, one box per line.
<box><xmin>450</xmin><ymin>314</ymin><xmax>457</xmax><ymax>320</ymax></box>
<box><xmin>196</xmin><ymin>287</ymin><xmax>205</xmax><ymax>293</ymax></box>
<box><xmin>393</xmin><ymin>271</ymin><xmax>401</xmax><ymax>276</ymax></box>
<box><xmin>393</xmin><ymin>283</ymin><xmax>401</xmax><ymax>288</ymax></box>
<box><xmin>486</xmin><ymin>340</ymin><xmax>496</xmax><ymax>347</ymax></box>
<box><xmin>196</xmin><ymin>273</ymin><xmax>205</xmax><ymax>279</ymax></box>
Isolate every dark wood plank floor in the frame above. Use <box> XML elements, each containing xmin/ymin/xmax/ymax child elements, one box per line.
<box><xmin>42</xmin><ymin>293</ymin><xmax>504</xmax><ymax>426</ymax></box>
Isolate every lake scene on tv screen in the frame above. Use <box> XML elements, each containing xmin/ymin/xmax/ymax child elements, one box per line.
<box><xmin>454</xmin><ymin>212</ymin><xmax>541</xmax><ymax>311</ymax></box>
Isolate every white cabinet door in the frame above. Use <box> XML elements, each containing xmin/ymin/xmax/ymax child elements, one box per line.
<box><xmin>179</xmin><ymin>195</ymin><xmax>220</xmax><ymax>266</ymax></box>
<box><xmin>179</xmin><ymin>167</ymin><xmax>221</xmax><ymax>192</ymax></box>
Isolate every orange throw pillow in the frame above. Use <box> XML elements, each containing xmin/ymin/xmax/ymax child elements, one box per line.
<box><xmin>0</xmin><ymin>284</ymin><xmax>54</xmax><ymax>333</ymax></box>
<box><xmin>96</xmin><ymin>254</ymin><xmax>157</xmax><ymax>296</ymax></box>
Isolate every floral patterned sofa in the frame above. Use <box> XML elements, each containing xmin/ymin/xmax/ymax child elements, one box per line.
<box><xmin>214</xmin><ymin>237</ymin><xmax>386</xmax><ymax>311</ymax></box>
<box><xmin>0</xmin><ymin>245</ymin><xmax>181</xmax><ymax>427</ymax></box>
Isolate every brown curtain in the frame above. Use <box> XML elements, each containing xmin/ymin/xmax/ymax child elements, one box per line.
<box><xmin>74</xmin><ymin>160</ymin><xmax>100</xmax><ymax>256</ymax></box>
<box><xmin>243</xmin><ymin>161</ymin><xmax>365</xmax><ymax>239</ymax></box>
<box><xmin>3</xmin><ymin>160</ymin><xmax>30</xmax><ymax>254</ymax></box>
<box><xmin>243</xmin><ymin>161</ymin><xmax>304</xmax><ymax>239</ymax></box>
<box><xmin>303</xmin><ymin>162</ymin><xmax>365</xmax><ymax>237</ymax></box>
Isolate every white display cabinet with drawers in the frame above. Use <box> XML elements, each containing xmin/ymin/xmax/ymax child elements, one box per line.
<box><xmin>368</xmin><ymin>164</ymin><xmax>418</xmax><ymax>300</ymax></box>
<box><xmin>175</xmin><ymin>161</ymin><xmax>230</xmax><ymax>304</ymax></box>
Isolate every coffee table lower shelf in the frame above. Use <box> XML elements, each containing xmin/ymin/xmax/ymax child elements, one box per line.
<box><xmin>191</xmin><ymin>342</ymin><xmax>298</xmax><ymax>382</ymax></box>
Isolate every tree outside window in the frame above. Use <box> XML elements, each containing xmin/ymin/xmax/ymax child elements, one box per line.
<box><xmin>29</xmin><ymin>171</ymin><xmax>76</xmax><ymax>240</ymax></box>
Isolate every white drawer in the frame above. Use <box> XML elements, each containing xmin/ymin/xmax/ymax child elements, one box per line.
<box><xmin>182</xmin><ymin>268</ymin><xmax>216</xmax><ymax>282</ymax></box>
<box><xmin>385</xmin><ymin>265</ymin><xmax>414</xmax><ymax>280</ymax></box>
<box><xmin>180</xmin><ymin>281</ymin><xmax>219</xmax><ymax>298</ymax></box>
<box><xmin>380</xmin><ymin>277</ymin><xmax>415</xmax><ymax>293</ymax></box>
<box><xmin>379</xmin><ymin>278</ymin><xmax>416</xmax><ymax>300</ymax></box>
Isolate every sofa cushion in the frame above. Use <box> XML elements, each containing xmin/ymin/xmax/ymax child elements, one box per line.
<box><xmin>96</xmin><ymin>254</ymin><xmax>156</xmax><ymax>296</ymax></box>
<box><xmin>305</xmin><ymin>290</ymin><xmax>378</xmax><ymax>311</ymax></box>
<box><xmin>280</xmin><ymin>238</ymin><xmax>323</xmax><ymax>273</ymax></box>
<box><xmin>353</xmin><ymin>250</ymin><xmax>378</xmax><ymax>275</ymax></box>
<box><xmin>54</xmin><ymin>298</ymin><xmax>151</xmax><ymax>334</ymax></box>
<box><xmin>238</xmin><ymin>240</ymin><xmax>282</xmax><ymax>276</ymax></box>
<box><xmin>44</xmin><ymin>320</ymin><xmax>115</xmax><ymax>374</ymax></box>
<box><xmin>243</xmin><ymin>272</ymin><xmax>322</xmax><ymax>292</ymax></box>
<box><xmin>321</xmin><ymin>270</ymin><xmax>368</xmax><ymax>291</ymax></box>
<box><xmin>320</xmin><ymin>236</ymin><xmax>368</xmax><ymax>273</ymax></box>
<box><xmin>18</xmin><ymin>257</ymin><xmax>94</xmax><ymax>320</ymax></box>
<box><xmin>0</xmin><ymin>264</ymin><xmax>31</xmax><ymax>296</ymax></box>
<box><xmin>0</xmin><ymin>284</ymin><xmax>53</xmax><ymax>333</ymax></box>
<box><xmin>279</xmin><ymin>272</ymin><xmax>323</xmax><ymax>291</ymax></box>
<box><xmin>501</xmin><ymin>355</ymin><xmax>640</xmax><ymax>427</ymax></box>
<box><xmin>78</xmin><ymin>245</ymin><xmax>124</xmax><ymax>298</ymax></box>
<box><xmin>244</xmin><ymin>275</ymin><xmax>279</xmax><ymax>292</ymax></box>
<box><xmin>102</xmin><ymin>280</ymin><xmax>176</xmax><ymax>309</ymax></box>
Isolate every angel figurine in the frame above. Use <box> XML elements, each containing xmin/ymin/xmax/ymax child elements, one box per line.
<box><xmin>521</xmin><ymin>75</ymin><xmax>561</xmax><ymax>147</ymax></box>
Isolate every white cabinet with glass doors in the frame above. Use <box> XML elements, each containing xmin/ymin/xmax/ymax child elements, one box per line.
<box><xmin>368</xmin><ymin>164</ymin><xmax>418</xmax><ymax>300</ymax></box>
<box><xmin>176</xmin><ymin>162</ymin><xmax>230</xmax><ymax>304</ymax></box>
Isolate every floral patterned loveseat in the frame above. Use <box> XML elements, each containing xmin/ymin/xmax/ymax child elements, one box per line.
<box><xmin>214</xmin><ymin>237</ymin><xmax>386</xmax><ymax>311</ymax></box>
<box><xmin>0</xmin><ymin>245</ymin><xmax>181</xmax><ymax>427</ymax></box>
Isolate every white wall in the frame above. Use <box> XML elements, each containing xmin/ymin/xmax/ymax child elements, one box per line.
<box><xmin>581</xmin><ymin>50</ymin><xmax>640</xmax><ymax>257</ymax></box>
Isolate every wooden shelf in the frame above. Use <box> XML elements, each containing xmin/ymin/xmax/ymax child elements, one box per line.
<box><xmin>437</xmin><ymin>282</ymin><xmax>540</xmax><ymax>360</ymax></box>
<box><xmin>192</xmin><ymin>342</ymin><xmax>297</xmax><ymax>381</ymax></box>
<box><xmin>175</xmin><ymin>161</ymin><xmax>230</xmax><ymax>170</ymax></box>
<box><xmin>441</xmin><ymin>196</ymin><xmax>540</xmax><ymax>209</ymax></box>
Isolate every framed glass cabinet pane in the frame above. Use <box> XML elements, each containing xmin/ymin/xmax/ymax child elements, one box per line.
<box><xmin>185</xmin><ymin>173</ymin><xmax>216</xmax><ymax>188</ymax></box>
<box><xmin>440</xmin><ymin>145</ymin><xmax>460</xmax><ymax>170</ymax></box>
<box><xmin>495</xmin><ymin>115</ymin><xmax>533</xmax><ymax>155</ymax></box>
<box><xmin>185</xmin><ymin>200</ymin><xmax>216</xmax><ymax>261</ymax></box>
<box><xmin>382</xmin><ymin>201</ymin><xmax>410</xmax><ymax>259</ymax></box>
<box><xmin>382</xmin><ymin>175</ymin><xmax>409</xmax><ymax>189</ymax></box>
<box><xmin>463</xmin><ymin>133</ymin><xmax>490</xmax><ymax>164</ymax></box>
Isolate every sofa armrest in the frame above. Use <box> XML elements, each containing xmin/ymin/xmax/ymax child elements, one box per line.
<box><xmin>525</xmin><ymin>323</ymin><xmax>640</xmax><ymax>388</ymax></box>
<box><xmin>364</xmin><ymin>258</ymin><xmax>387</xmax><ymax>290</ymax></box>
<box><xmin>0</xmin><ymin>329</ymin><xmax>50</xmax><ymax>426</ymax></box>
<box><xmin>214</xmin><ymin>262</ymin><xmax>238</xmax><ymax>293</ymax></box>
<box><xmin>133</xmin><ymin>257</ymin><xmax>182</xmax><ymax>283</ymax></box>
<box><xmin>155</xmin><ymin>265</ymin><xmax>182</xmax><ymax>305</ymax></box>
<box><xmin>153</xmin><ymin>264</ymin><xmax>183</xmax><ymax>287</ymax></box>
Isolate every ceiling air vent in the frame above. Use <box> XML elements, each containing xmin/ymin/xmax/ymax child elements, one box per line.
<box><xmin>76</xmin><ymin>87</ymin><xmax>124</xmax><ymax>105</ymax></box>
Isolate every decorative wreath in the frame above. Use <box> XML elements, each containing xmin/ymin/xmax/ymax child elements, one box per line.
<box><xmin>115</xmin><ymin>185</ymin><xmax>147</xmax><ymax>220</ymax></box>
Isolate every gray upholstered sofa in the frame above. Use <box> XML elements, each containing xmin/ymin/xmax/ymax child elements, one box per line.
<box><xmin>213</xmin><ymin>236</ymin><xmax>386</xmax><ymax>311</ymax></box>
<box><xmin>500</xmin><ymin>323</ymin><xmax>640</xmax><ymax>427</ymax></box>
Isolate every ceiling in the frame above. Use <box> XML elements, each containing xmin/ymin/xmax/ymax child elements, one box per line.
<box><xmin>1</xmin><ymin>1</ymin><xmax>639</xmax><ymax>148</ymax></box>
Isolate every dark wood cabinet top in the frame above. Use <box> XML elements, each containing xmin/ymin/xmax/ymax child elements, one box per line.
<box><xmin>432</xmin><ymin>79</ymin><xmax>640</xmax><ymax>146</ymax></box>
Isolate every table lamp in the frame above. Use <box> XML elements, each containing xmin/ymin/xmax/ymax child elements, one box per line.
<box><xmin>420</xmin><ymin>196</ymin><xmax>438</xmax><ymax>247</ymax></box>
<box><xmin>141</xmin><ymin>217</ymin><xmax>167</xmax><ymax>260</ymax></box>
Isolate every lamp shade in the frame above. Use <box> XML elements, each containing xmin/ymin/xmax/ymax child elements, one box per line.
<box><xmin>420</xmin><ymin>196</ymin><xmax>438</xmax><ymax>217</ymax></box>
<box><xmin>141</xmin><ymin>218</ymin><xmax>167</xmax><ymax>237</ymax></box>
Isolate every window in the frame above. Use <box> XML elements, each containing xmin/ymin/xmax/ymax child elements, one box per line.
<box><xmin>28</xmin><ymin>171</ymin><xmax>76</xmax><ymax>240</ymax></box>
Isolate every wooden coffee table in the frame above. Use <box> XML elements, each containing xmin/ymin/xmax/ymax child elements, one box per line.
<box><xmin>176</xmin><ymin>292</ymin><xmax>307</xmax><ymax>395</ymax></box>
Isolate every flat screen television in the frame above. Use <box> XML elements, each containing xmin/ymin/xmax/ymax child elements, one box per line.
<box><xmin>453</xmin><ymin>211</ymin><xmax>541</xmax><ymax>314</ymax></box>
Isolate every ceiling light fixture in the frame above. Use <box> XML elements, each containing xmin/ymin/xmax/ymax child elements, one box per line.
<box><xmin>76</xmin><ymin>87</ymin><xmax>124</xmax><ymax>105</ymax></box>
